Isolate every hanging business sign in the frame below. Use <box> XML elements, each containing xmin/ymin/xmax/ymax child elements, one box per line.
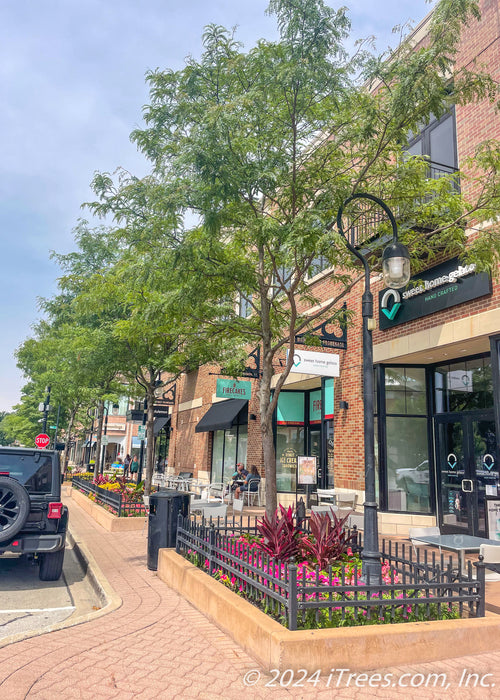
<box><xmin>216</xmin><ymin>378</ymin><xmax>252</xmax><ymax>400</ymax></box>
<box><xmin>287</xmin><ymin>349</ymin><xmax>340</xmax><ymax>377</ymax></box>
<box><xmin>379</xmin><ymin>257</ymin><xmax>492</xmax><ymax>330</ymax></box>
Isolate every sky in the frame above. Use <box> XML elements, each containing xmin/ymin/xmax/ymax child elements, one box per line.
<box><xmin>0</xmin><ymin>0</ymin><xmax>434</xmax><ymax>412</ymax></box>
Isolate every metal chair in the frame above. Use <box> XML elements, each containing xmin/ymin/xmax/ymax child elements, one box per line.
<box><xmin>202</xmin><ymin>504</ymin><xmax>228</xmax><ymax>520</ymax></box>
<box><xmin>242</xmin><ymin>480</ymin><xmax>262</xmax><ymax>507</ymax></box>
<box><xmin>232</xmin><ymin>497</ymin><xmax>244</xmax><ymax>514</ymax></box>
<box><xmin>311</xmin><ymin>504</ymin><xmax>338</xmax><ymax>520</ymax></box>
<box><xmin>347</xmin><ymin>512</ymin><xmax>364</xmax><ymax>530</ymax></box>
<box><xmin>479</xmin><ymin>544</ymin><xmax>500</xmax><ymax>581</ymax></box>
<box><xmin>315</xmin><ymin>488</ymin><xmax>337</xmax><ymax>506</ymax></box>
<box><xmin>335</xmin><ymin>492</ymin><xmax>358</xmax><ymax>510</ymax></box>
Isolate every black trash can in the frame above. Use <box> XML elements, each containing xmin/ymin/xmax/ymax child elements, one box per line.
<box><xmin>147</xmin><ymin>490</ymin><xmax>190</xmax><ymax>571</ymax></box>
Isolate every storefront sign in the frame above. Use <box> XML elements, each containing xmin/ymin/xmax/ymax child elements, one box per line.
<box><xmin>216</xmin><ymin>378</ymin><xmax>251</xmax><ymax>400</ymax></box>
<box><xmin>379</xmin><ymin>258</ymin><xmax>491</xmax><ymax>330</ymax></box>
<box><xmin>287</xmin><ymin>349</ymin><xmax>340</xmax><ymax>377</ymax></box>
<box><xmin>486</xmin><ymin>499</ymin><xmax>500</xmax><ymax>540</ymax></box>
<box><xmin>297</xmin><ymin>455</ymin><xmax>317</xmax><ymax>485</ymax></box>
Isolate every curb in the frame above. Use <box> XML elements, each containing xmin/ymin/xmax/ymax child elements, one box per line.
<box><xmin>0</xmin><ymin>528</ymin><xmax>122</xmax><ymax>649</ymax></box>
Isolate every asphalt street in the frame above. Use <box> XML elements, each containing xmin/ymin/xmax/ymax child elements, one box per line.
<box><xmin>0</xmin><ymin>539</ymin><xmax>99</xmax><ymax>642</ymax></box>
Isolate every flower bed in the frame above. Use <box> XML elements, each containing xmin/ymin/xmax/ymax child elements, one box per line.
<box><xmin>177</xmin><ymin>507</ymin><xmax>481</xmax><ymax>630</ymax></box>
<box><xmin>72</xmin><ymin>474</ymin><xmax>147</xmax><ymax>517</ymax></box>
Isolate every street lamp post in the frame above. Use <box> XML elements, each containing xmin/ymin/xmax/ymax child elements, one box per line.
<box><xmin>336</xmin><ymin>193</ymin><xmax>410</xmax><ymax>581</ymax></box>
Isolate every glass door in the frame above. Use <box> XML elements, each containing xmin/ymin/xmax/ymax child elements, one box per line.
<box><xmin>435</xmin><ymin>413</ymin><xmax>498</xmax><ymax>535</ymax></box>
<box><xmin>309</xmin><ymin>427</ymin><xmax>322</xmax><ymax>487</ymax></box>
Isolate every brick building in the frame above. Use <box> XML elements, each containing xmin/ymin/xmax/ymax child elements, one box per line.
<box><xmin>166</xmin><ymin>0</ymin><xmax>500</xmax><ymax>536</ymax></box>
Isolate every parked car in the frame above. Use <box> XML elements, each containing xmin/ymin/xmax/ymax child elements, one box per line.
<box><xmin>0</xmin><ymin>447</ymin><xmax>68</xmax><ymax>580</ymax></box>
<box><xmin>395</xmin><ymin>460</ymin><xmax>430</xmax><ymax>491</ymax></box>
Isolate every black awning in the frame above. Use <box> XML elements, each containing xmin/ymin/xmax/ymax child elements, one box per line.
<box><xmin>153</xmin><ymin>415</ymin><xmax>171</xmax><ymax>435</ymax></box>
<box><xmin>195</xmin><ymin>399</ymin><xmax>248</xmax><ymax>433</ymax></box>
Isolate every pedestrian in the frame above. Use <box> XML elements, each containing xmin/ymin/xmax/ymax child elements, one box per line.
<box><xmin>123</xmin><ymin>453</ymin><xmax>132</xmax><ymax>478</ymax></box>
<box><xmin>130</xmin><ymin>455</ymin><xmax>139</xmax><ymax>481</ymax></box>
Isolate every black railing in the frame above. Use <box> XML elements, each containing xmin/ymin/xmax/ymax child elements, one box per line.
<box><xmin>347</xmin><ymin>160</ymin><xmax>460</xmax><ymax>249</ymax></box>
<box><xmin>176</xmin><ymin>514</ymin><xmax>485</xmax><ymax>631</ymax></box>
<box><xmin>72</xmin><ymin>476</ymin><xmax>147</xmax><ymax>517</ymax></box>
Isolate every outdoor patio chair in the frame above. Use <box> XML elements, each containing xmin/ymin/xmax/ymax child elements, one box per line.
<box><xmin>479</xmin><ymin>543</ymin><xmax>500</xmax><ymax>581</ymax></box>
<box><xmin>347</xmin><ymin>512</ymin><xmax>364</xmax><ymax>530</ymax></box>
<box><xmin>316</xmin><ymin>488</ymin><xmax>337</xmax><ymax>505</ymax></box>
<box><xmin>232</xmin><ymin>497</ymin><xmax>244</xmax><ymax>514</ymax></box>
<box><xmin>242</xmin><ymin>480</ymin><xmax>262</xmax><ymax>507</ymax></box>
<box><xmin>202</xmin><ymin>504</ymin><xmax>228</xmax><ymax>520</ymax></box>
<box><xmin>207</xmin><ymin>482</ymin><xmax>225</xmax><ymax>502</ymax></box>
<box><xmin>311</xmin><ymin>504</ymin><xmax>338</xmax><ymax>519</ymax></box>
<box><xmin>335</xmin><ymin>492</ymin><xmax>358</xmax><ymax>510</ymax></box>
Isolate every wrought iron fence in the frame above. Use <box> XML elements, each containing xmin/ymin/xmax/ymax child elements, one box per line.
<box><xmin>72</xmin><ymin>476</ymin><xmax>147</xmax><ymax>517</ymax></box>
<box><xmin>176</xmin><ymin>514</ymin><xmax>485</xmax><ymax>631</ymax></box>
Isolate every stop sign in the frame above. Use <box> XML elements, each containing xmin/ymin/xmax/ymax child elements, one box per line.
<box><xmin>35</xmin><ymin>433</ymin><xmax>50</xmax><ymax>449</ymax></box>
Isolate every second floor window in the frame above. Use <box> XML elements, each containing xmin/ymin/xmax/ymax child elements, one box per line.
<box><xmin>406</xmin><ymin>110</ymin><xmax>458</xmax><ymax>178</ymax></box>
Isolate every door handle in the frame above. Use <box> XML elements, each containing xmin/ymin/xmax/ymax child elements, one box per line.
<box><xmin>461</xmin><ymin>479</ymin><xmax>473</xmax><ymax>493</ymax></box>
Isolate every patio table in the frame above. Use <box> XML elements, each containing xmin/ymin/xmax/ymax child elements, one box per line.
<box><xmin>415</xmin><ymin>534</ymin><xmax>500</xmax><ymax>576</ymax></box>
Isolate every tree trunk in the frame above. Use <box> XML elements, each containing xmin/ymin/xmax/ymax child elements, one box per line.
<box><xmin>144</xmin><ymin>386</ymin><xmax>156</xmax><ymax>496</ymax></box>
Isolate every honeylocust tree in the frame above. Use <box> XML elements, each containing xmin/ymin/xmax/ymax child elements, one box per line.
<box><xmin>90</xmin><ymin>0</ymin><xmax>500</xmax><ymax>515</ymax></box>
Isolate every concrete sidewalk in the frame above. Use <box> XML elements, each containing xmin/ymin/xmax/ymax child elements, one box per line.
<box><xmin>0</xmin><ymin>497</ymin><xmax>499</xmax><ymax>699</ymax></box>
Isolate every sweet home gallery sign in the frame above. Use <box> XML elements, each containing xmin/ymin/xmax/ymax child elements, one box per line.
<box><xmin>379</xmin><ymin>258</ymin><xmax>491</xmax><ymax>330</ymax></box>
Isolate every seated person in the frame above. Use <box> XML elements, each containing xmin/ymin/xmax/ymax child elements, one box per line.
<box><xmin>111</xmin><ymin>456</ymin><xmax>124</xmax><ymax>470</ymax></box>
<box><xmin>234</xmin><ymin>465</ymin><xmax>260</xmax><ymax>499</ymax></box>
<box><xmin>230</xmin><ymin>463</ymin><xmax>248</xmax><ymax>490</ymax></box>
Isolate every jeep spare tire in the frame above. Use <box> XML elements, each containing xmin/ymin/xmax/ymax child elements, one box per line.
<box><xmin>0</xmin><ymin>476</ymin><xmax>30</xmax><ymax>541</ymax></box>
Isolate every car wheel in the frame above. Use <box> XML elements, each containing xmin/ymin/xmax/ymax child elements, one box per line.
<box><xmin>0</xmin><ymin>476</ymin><xmax>30</xmax><ymax>542</ymax></box>
<box><xmin>39</xmin><ymin>547</ymin><xmax>65</xmax><ymax>581</ymax></box>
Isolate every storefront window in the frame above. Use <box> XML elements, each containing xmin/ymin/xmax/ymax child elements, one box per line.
<box><xmin>276</xmin><ymin>426</ymin><xmax>305</xmax><ymax>492</ymax></box>
<box><xmin>435</xmin><ymin>357</ymin><xmax>493</xmax><ymax>412</ymax></box>
<box><xmin>381</xmin><ymin>365</ymin><xmax>431</xmax><ymax>513</ymax></box>
<box><xmin>386</xmin><ymin>416</ymin><xmax>431</xmax><ymax>513</ymax></box>
<box><xmin>385</xmin><ymin>367</ymin><xmax>426</xmax><ymax>415</ymax></box>
<box><xmin>211</xmin><ymin>425</ymin><xmax>247</xmax><ymax>483</ymax></box>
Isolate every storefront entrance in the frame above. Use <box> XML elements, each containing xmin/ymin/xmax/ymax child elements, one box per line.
<box><xmin>435</xmin><ymin>412</ymin><xmax>498</xmax><ymax>536</ymax></box>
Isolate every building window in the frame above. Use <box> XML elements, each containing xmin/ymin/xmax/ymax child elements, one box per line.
<box><xmin>211</xmin><ymin>424</ymin><xmax>248</xmax><ymax>483</ymax></box>
<box><xmin>434</xmin><ymin>356</ymin><xmax>493</xmax><ymax>413</ymax></box>
<box><xmin>239</xmin><ymin>294</ymin><xmax>252</xmax><ymax>318</ymax></box>
<box><xmin>380</xmin><ymin>366</ymin><xmax>431</xmax><ymax>514</ymax></box>
<box><xmin>406</xmin><ymin>110</ymin><xmax>458</xmax><ymax>178</ymax></box>
<box><xmin>307</xmin><ymin>255</ymin><xmax>330</xmax><ymax>279</ymax></box>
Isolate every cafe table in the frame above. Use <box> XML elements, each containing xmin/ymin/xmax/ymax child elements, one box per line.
<box><xmin>414</xmin><ymin>534</ymin><xmax>500</xmax><ymax>576</ymax></box>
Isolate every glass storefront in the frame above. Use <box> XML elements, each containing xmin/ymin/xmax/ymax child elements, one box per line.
<box><xmin>274</xmin><ymin>380</ymin><xmax>334</xmax><ymax>492</ymax></box>
<box><xmin>379</xmin><ymin>354</ymin><xmax>498</xmax><ymax>527</ymax></box>
<box><xmin>211</xmin><ymin>424</ymin><xmax>248</xmax><ymax>483</ymax></box>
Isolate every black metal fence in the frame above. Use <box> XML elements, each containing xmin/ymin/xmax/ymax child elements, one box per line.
<box><xmin>72</xmin><ymin>476</ymin><xmax>147</xmax><ymax>517</ymax></box>
<box><xmin>176</xmin><ymin>513</ymin><xmax>485</xmax><ymax>630</ymax></box>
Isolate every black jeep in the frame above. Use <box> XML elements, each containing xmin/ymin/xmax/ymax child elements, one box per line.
<box><xmin>0</xmin><ymin>447</ymin><xmax>68</xmax><ymax>580</ymax></box>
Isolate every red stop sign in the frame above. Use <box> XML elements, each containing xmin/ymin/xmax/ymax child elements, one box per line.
<box><xmin>35</xmin><ymin>433</ymin><xmax>50</xmax><ymax>449</ymax></box>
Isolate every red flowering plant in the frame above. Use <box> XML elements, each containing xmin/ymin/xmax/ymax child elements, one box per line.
<box><xmin>300</xmin><ymin>511</ymin><xmax>358</xmax><ymax>569</ymax></box>
<box><xmin>254</xmin><ymin>505</ymin><xmax>303</xmax><ymax>560</ymax></box>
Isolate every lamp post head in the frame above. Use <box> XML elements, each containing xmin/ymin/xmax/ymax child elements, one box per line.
<box><xmin>382</xmin><ymin>241</ymin><xmax>411</xmax><ymax>289</ymax></box>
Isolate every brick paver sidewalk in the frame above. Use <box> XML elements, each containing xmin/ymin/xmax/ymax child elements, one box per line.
<box><xmin>0</xmin><ymin>496</ymin><xmax>498</xmax><ymax>699</ymax></box>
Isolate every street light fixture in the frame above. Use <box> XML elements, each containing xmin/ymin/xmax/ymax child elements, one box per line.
<box><xmin>336</xmin><ymin>192</ymin><xmax>410</xmax><ymax>581</ymax></box>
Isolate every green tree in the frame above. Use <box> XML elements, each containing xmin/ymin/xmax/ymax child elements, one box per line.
<box><xmin>89</xmin><ymin>0</ymin><xmax>500</xmax><ymax>514</ymax></box>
